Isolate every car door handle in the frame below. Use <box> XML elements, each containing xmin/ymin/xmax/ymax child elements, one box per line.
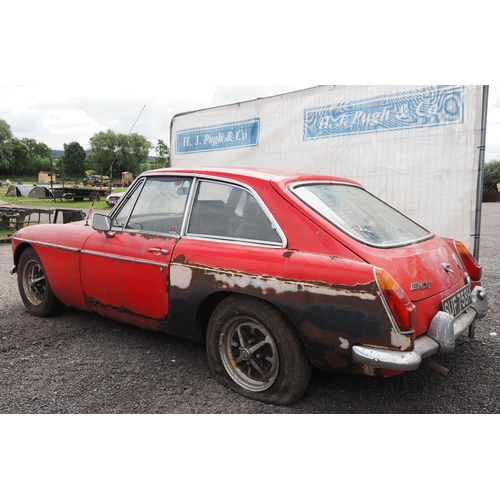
<box><xmin>149</xmin><ymin>247</ymin><xmax>169</xmax><ymax>255</ymax></box>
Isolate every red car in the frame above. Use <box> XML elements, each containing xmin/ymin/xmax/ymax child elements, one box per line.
<box><xmin>10</xmin><ymin>167</ymin><xmax>488</xmax><ymax>404</ymax></box>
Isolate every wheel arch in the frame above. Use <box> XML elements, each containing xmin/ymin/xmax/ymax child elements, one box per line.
<box><xmin>196</xmin><ymin>290</ymin><xmax>299</xmax><ymax>342</ymax></box>
<box><xmin>12</xmin><ymin>241</ymin><xmax>33</xmax><ymax>268</ymax></box>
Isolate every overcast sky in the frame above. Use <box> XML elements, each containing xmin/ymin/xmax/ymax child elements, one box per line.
<box><xmin>1</xmin><ymin>84</ymin><xmax>499</xmax><ymax>162</ymax></box>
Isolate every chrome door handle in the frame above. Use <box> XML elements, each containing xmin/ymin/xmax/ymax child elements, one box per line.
<box><xmin>149</xmin><ymin>247</ymin><xmax>169</xmax><ymax>255</ymax></box>
<box><xmin>442</xmin><ymin>262</ymin><xmax>454</xmax><ymax>273</ymax></box>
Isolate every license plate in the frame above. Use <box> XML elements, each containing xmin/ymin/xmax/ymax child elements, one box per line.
<box><xmin>442</xmin><ymin>284</ymin><xmax>472</xmax><ymax>317</ymax></box>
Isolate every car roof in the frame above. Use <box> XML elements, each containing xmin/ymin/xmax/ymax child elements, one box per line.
<box><xmin>142</xmin><ymin>166</ymin><xmax>361</xmax><ymax>186</ymax></box>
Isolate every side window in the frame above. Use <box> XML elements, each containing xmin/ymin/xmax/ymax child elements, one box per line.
<box><xmin>111</xmin><ymin>177</ymin><xmax>192</xmax><ymax>235</ymax></box>
<box><xmin>112</xmin><ymin>179</ymin><xmax>144</xmax><ymax>229</ymax></box>
<box><xmin>187</xmin><ymin>181</ymin><xmax>233</xmax><ymax>237</ymax></box>
<box><xmin>187</xmin><ymin>180</ymin><xmax>282</xmax><ymax>244</ymax></box>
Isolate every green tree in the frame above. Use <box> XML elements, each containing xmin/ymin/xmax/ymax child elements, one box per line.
<box><xmin>0</xmin><ymin>142</ymin><xmax>10</xmax><ymax>176</ymax></box>
<box><xmin>19</xmin><ymin>138</ymin><xmax>52</xmax><ymax>177</ymax></box>
<box><xmin>8</xmin><ymin>137</ymin><xmax>31</xmax><ymax>178</ymax></box>
<box><xmin>87</xmin><ymin>129</ymin><xmax>151</xmax><ymax>178</ymax></box>
<box><xmin>484</xmin><ymin>159</ymin><xmax>500</xmax><ymax>192</ymax></box>
<box><xmin>155</xmin><ymin>139</ymin><xmax>170</xmax><ymax>167</ymax></box>
<box><xmin>0</xmin><ymin>119</ymin><xmax>14</xmax><ymax>176</ymax></box>
<box><xmin>63</xmin><ymin>141</ymin><xmax>87</xmax><ymax>179</ymax></box>
<box><xmin>31</xmin><ymin>157</ymin><xmax>52</xmax><ymax>176</ymax></box>
<box><xmin>20</xmin><ymin>138</ymin><xmax>51</xmax><ymax>159</ymax></box>
<box><xmin>0</xmin><ymin>119</ymin><xmax>13</xmax><ymax>143</ymax></box>
<box><xmin>86</xmin><ymin>130</ymin><xmax>118</xmax><ymax>175</ymax></box>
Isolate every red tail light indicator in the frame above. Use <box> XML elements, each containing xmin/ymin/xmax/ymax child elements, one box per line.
<box><xmin>454</xmin><ymin>240</ymin><xmax>482</xmax><ymax>282</ymax></box>
<box><xmin>375</xmin><ymin>268</ymin><xmax>417</xmax><ymax>332</ymax></box>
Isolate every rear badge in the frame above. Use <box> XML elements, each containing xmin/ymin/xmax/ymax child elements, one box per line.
<box><xmin>410</xmin><ymin>281</ymin><xmax>432</xmax><ymax>291</ymax></box>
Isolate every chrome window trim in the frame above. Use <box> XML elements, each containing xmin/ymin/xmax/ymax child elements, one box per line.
<box><xmin>102</xmin><ymin>172</ymin><xmax>287</xmax><ymax>248</ymax></box>
<box><xmin>183</xmin><ymin>234</ymin><xmax>284</xmax><ymax>248</ymax></box>
<box><xmin>183</xmin><ymin>175</ymin><xmax>287</xmax><ymax>248</ymax></box>
<box><xmin>109</xmin><ymin>176</ymin><xmax>191</xmax><ymax>237</ymax></box>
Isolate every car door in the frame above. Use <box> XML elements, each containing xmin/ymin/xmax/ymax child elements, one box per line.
<box><xmin>80</xmin><ymin>176</ymin><xmax>192</xmax><ymax>329</ymax></box>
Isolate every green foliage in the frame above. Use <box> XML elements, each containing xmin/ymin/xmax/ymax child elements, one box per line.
<box><xmin>21</xmin><ymin>138</ymin><xmax>51</xmax><ymax>159</ymax></box>
<box><xmin>155</xmin><ymin>139</ymin><xmax>170</xmax><ymax>167</ymax></box>
<box><xmin>0</xmin><ymin>117</ymin><xmax>159</xmax><ymax>181</ymax></box>
<box><xmin>483</xmin><ymin>159</ymin><xmax>500</xmax><ymax>191</ymax></box>
<box><xmin>11</xmin><ymin>139</ymin><xmax>30</xmax><ymax>176</ymax></box>
<box><xmin>31</xmin><ymin>157</ymin><xmax>52</xmax><ymax>174</ymax></box>
<box><xmin>2</xmin><ymin>142</ymin><xmax>14</xmax><ymax>175</ymax></box>
<box><xmin>63</xmin><ymin>141</ymin><xmax>87</xmax><ymax>179</ymax></box>
<box><xmin>87</xmin><ymin>129</ymin><xmax>151</xmax><ymax>177</ymax></box>
<box><xmin>86</xmin><ymin>130</ymin><xmax>119</xmax><ymax>174</ymax></box>
<box><xmin>0</xmin><ymin>119</ymin><xmax>14</xmax><ymax>143</ymax></box>
<box><xmin>0</xmin><ymin>125</ymin><xmax>53</xmax><ymax>177</ymax></box>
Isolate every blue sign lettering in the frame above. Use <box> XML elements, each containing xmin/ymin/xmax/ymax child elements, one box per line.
<box><xmin>176</xmin><ymin>118</ymin><xmax>260</xmax><ymax>154</ymax></box>
<box><xmin>303</xmin><ymin>86</ymin><xmax>464</xmax><ymax>140</ymax></box>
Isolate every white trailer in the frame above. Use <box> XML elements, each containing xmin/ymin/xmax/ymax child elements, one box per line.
<box><xmin>170</xmin><ymin>85</ymin><xmax>488</xmax><ymax>255</ymax></box>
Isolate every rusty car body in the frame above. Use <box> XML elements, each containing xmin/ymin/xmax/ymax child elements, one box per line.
<box><xmin>10</xmin><ymin>167</ymin><xmax>488</xmax><ymax>404</ymax></box>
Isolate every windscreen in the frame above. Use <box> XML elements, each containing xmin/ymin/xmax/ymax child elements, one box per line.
<box><xmin>292</xmin><ymin>183</ymin><xmax>432</xmax><ymax>247</ymax></box>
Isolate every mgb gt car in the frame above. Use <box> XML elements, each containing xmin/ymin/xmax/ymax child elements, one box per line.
<box><xmin>10</xmin><ymin>167</ymin><xmax>487</xmax><ymax>405</ymax></box>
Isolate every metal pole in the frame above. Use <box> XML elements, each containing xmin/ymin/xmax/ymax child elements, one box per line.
<box><xmin>473</xmin><ymin>85</ymin><xmax>489</xmax><ymax>261</ymax></box>
<box><xmin>469</xmin><ymin>85</ymin><xmax>489</xmax><ymax>339</ymax></box>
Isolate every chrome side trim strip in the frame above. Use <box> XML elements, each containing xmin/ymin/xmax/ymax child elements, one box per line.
<box><xmin>11</xmin><ymin>238</ymin><xmax>80</xmax><ymax>253</ymax></box>
<box><xmin>80</xmin><ymin>250</ymin><xmax>166</xmax><ymax>267</ymax></box>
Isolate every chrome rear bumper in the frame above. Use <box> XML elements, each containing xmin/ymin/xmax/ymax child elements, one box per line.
<box><xmin>352</xmin><ymin>286</ymin><xmax>487</xmax><ymax>371</ymax></box>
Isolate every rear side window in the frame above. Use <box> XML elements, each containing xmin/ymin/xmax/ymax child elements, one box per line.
<box><xmin>187</xmin><ymin>180</ymin><xmax>282</xmax><ymax>245</ymax></box>
<box><xmin>292</xmin><ymin>183</ymin><xmax>431</xmax><ymax>247</ymax></box>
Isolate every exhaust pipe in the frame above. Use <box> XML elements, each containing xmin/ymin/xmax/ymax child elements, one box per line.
<box><xmin>423</xmin><ymin>358</ymin><xmax>449</xmax><ymax>377</ymax></box>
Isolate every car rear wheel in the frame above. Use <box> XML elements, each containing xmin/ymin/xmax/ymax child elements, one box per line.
<box><xmin>206</xmin><ymin>295</ymin><xmax>312</xmax><ymax>405</ymax></box>
<box><xmin>17</xmin><ymin>247</ymin><xmax>64</xmax><ymax>317</ymax></box>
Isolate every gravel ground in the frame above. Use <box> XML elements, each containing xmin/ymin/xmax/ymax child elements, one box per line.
<box><xmin>1</xmin><ymin>203</ymin><xmax>499</xmax><ymax>414</ymax></box>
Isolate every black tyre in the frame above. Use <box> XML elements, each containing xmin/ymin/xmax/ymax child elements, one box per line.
<box><xmin>206</xmin><ymin>295</ymin><xmax>312</xmax><ymax>405</ymax></box>
<box><xmin>89</xmin><ymin>191</ymin><xmax>100</xmax><ymax>202</ymax></box>
<box><xmin>17</xmin><ymin>247</ymin><xmax>64</xmax><ymax>317</ymax></box>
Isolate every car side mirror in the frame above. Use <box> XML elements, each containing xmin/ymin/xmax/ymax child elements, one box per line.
<box><xmin>92</xmin><ymin>213</ymin><xmax>112</xmax><ymax>232</ymax></box>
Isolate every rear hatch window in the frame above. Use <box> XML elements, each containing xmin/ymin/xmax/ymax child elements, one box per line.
<box><xmin>292</xmin><ymin>183</ymin><xmax>432</xmax><ymax>248</ymax></box>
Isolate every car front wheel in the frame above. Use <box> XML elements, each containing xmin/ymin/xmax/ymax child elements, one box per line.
<box><xmin>17</xmin><ymin>247</ymin><xmax>64</xmax><ymax>317</ymax></box>
<box><xmin>206</xmin><ymin>295</ymin><xmax>312</xmax><ymax>405</ymax></box>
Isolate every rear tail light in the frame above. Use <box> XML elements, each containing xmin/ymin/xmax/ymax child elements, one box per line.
<box><xmin>375</xmin><ymin>268</ymin><xmax>417</xmax><ymax>332</ymax></box>
<box><xmin>454</xmin><ymin>240</ymin><xmax>482</xmax><ymax>282</ymax></box>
